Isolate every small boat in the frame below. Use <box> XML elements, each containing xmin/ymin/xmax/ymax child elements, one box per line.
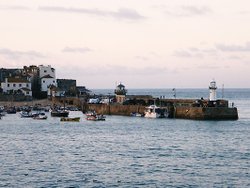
<box><xmin>51</xmin><ymin>110</ymin><xmax>69</xmax><ymax>117</ymax></box>
<box><xmin>86</xmin><ymin>113</ymin><xmax>106</xmax><ymax>121</ymax></box>
<box><xmin>33</xmin><ymin>113</ymin><xmax>48</xmax><ymax>120</ymax></box>
<box><xmin>20</xmin><ymin>111</ymin><xmax>33</xmax><ymax>118</ymax></box>
<box><xmin>7</xmin><ymin>107</ymin><xmax>16</xmax><ymax>114</ymax></box>
<box><xmin>130</xmin><ymin>112</ymin><xmax>143</xmax><ymax>117</ymax></box>
<box><xmin>0</xmin><ymin>111</ymin><xmax>6</xmax><ymax>116</ymax></box>
<box><xmin>60</xmin><ymin>117</ymin><xmax>80</xmax><ymax>122</ymax></box>
<box><xmin>144</xmin><ymin>105</ymin><xmax>166</xmax><ymax>118</ymax></box>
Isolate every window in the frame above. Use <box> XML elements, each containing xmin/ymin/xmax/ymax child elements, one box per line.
<box><xmin>43</xmin><ymin>80</ymin><xmax>45</xmax><ymax>83</ymax></box>
<box><xmin>13</xmin><ymin>84</ymin><xmax>16</xmax><ymax>87</ymax></box>
<box><xmin>26</xmin><ymin>92</ymin><xmax>29</xmax><ymax>95</ymax></box>
<box><xmin>44</xmin><ymin>70</ymin><xmax>47</xmax><ymax>73</ymax></box>
<box><xmin>7</xmin><ymin>84</ymin><xmax>10</xmax><ymax>87</ymax></box>
<box><xmin>53</xmin><ymin>80</ymin><xmax>55</xmax><ymax>83</ymax></box>
<box><xmin>19</xmin><ymin>84</ymin><xmax>22</xmax><ymax>87</ymax></box>
<box><xmin>26</xmin><ymin>84</ymin><xmax>29</xmax><ymax>87</ymax></box>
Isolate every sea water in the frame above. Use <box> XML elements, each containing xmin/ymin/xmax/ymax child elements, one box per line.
<box><xmin>0</xmin><ymin>89</ymin><xmax>249</xmax><ymax>187</ymax></box>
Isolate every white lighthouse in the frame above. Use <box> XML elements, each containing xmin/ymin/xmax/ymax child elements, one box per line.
<box><xmin>209</xmin><ymin>79</ymin><xmax>217</xmax><ymax>101</ymax></box>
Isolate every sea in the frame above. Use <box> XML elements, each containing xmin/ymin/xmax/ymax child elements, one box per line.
<box><xmin>0</xmin><ymin>89</ymin><xmax>249</xmax><ymax>187</ymax></box>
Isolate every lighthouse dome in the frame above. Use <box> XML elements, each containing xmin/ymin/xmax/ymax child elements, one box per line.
<box><xmin>114</xmin><ymin>82</ymin><xmax>127</xmax><ymax>95</ymax></box>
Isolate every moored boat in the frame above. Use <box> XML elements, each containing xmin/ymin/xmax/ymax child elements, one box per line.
<box><xmin>144</xmin><ymin>105</ymin><xmax>166</xmax><ymax>118</ymax></box>
<box><xmin>86</xmin><ymin>111</ymin><xmax>106</xmax><ymax>121</ymax></box>
<box><xmin>51</xmin><ymin>110</ymin><xmax>69</xmax><ymax>117</ymax></box>
<box><xmin>20</xmin><ymin>111</ymin><xmax>33</xmax><ymax>118</ymax></box>
<box><xmin>33</xmin><ymin>113</ymin><xmax>48</xmax><ymax>120</ymax></box>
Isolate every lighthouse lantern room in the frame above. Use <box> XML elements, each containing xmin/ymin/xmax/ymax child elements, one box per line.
<box><xmin>209</xmin><ymin>79</ymin><xmax>217</xmax><ymax>101</ymax></box>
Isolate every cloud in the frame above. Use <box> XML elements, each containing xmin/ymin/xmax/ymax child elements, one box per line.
<box><xmin>62</xmin><ymin>47</ymin><xmax>92</xmax><ymax>53</ymax></box>
<box><xmin>173</xmin><ymin>49</ymin><xmax>203</xmax><ymax>58</ymax></box>
<box><xmin>173</xmin><ymin>50</ymin><xmax>192</xmax><ymax>58</ymax></box>
<box><xmin>38</xmin><ymin>6</ymin><xmax>145</xmax><ymax>20</ymax></box>
<box><xmin>135</xmin><ymin>56</ymin><xmax>149</xmax><ymax>61</ymax></box>
<box><xmin>165</xmin><ymin>5</ymin><xmax>212</xmax><ymax>17</ymax></box>
<box><xmin>0</xmin><ymin>5</ymin><xmax>30</xmax><ymax>10</ymax></box>
<box><xmin>216</xmin><ymin>42</ymin><xmax>250</xmax><ymax>52</ymax></box>
<box><xmin>0</xmin><ymin>48</ymin><xmax>46</xmax><ymax>60</ymax></box>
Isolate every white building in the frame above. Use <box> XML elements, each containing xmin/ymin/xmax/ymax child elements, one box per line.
<box><xmin>38</xmin><ymin>65</ymin><xmax>57</xmax><ymax>92</ymax></box>
<box><xmin>40</xmin><ymin>75</ymin><xmax>57</xmax><ymax>92</ymax></box>
<box><xmin>38</xmin><ymin>65</ymin><xmax>55</xmax><ymax>78</ymax></box>
<box><xmin>0</xmin><ymin>77</ymin><xmax>32</xmax><ymax>96</ymax></box>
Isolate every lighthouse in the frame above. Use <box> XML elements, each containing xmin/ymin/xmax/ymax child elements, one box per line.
<box><xmin>114</xmin><ymin>82</ymin><xmax>127</xmax><ymax>104</ymax></box>
<box><xmin>209</xmin><ymin>79</ymin><xmax>217</xmax><ymax>101</ymax></box>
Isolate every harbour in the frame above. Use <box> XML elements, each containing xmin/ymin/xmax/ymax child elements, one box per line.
<box><xmin>0</xmin><ymin>88</ymin><xmax>249</xmax><ymax>187</ymax></box>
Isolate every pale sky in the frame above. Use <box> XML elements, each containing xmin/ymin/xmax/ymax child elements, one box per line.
<box><xmin>1</xmin><ymin>0</ymin><xmax>250</xmax><ymax>89</ymax></box>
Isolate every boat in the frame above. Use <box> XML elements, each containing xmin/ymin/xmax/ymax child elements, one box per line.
<box><xmin>20</xmin><ymin>111</ymin><xmax>33</xmax><ymax>118</ymax></box>
<box><xmin>51</xmin><ymin>110</ymin><xmax>69</xmax><ymax>117</ymax></box>
<box><xmin>86</xmin><ymin>111</ymin><xmax>106</xmax><ymax>121</ymax></box>
<box><xmin>130</xmin><ymin>112</ymin><xmax>143</xmax><ymax>117</ymax></box>
<box><xmin>60</xmin><ymin>117</ymin><xmax>80</xmax><ymax>122</ymax></box>
<box><xmin>0</xmin><ymin>111</ymin><xmax>6</xmax><ymax>116</ymax></box>
<box><xmin>7</xmin><ymin>107</ymin><xmax>16</xmax><ymax>114</ymax></box>
<box><xmin>144</xmin><ymin>105</ymin><xmax>165</xmax><ymax>118</ymax></box>
<box><xmin>33</xmin><ymin>113</ymin><xmax>48</xmax><ymax>120</ymax></box>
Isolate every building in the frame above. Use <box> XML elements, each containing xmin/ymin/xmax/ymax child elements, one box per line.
<box><xmin>1</xmin><ymin>77</ymin><xmax>32</xmax><ymax>96</ymax></box>
<box><xmin>57</xmin><ymin>79</ymin><xmax>77</xmax><ymax>96</ymax></box>
<box><xmin>47</xmin><ymin>85</ymin><xmax>65</xmax><ymax>98</ymax></box>
<box><xmin>76</xmin><ymin>86</ymin><xmax>91</xmax><ymax>97</ymax></box>
<box><xmin>41</xmin><ymin>75</ymin><xmax>57</xmax><ymax>92</ymax></box>
<box><xmin>22</xmin><ymin>65</ymin><xmax>40</xmax><ymax>98</ymax></box>
<box><xmin>38</xmin><ymin>65</ymin><xmax>57</xmax><ymax>92</ymax></box>
<box><xmin>38</xmin><ymin>65</ymin><xmax>55</xmax><ymax>78</ymax></box>
<box><xmin>0</xmin><ymin>68</ymin><xmax>22</xmax><ymax>83</ymax></box>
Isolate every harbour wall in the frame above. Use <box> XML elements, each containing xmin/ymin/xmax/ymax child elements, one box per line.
<box><xmin>86</xmin><ymin>104</ymin><xmax>146</xmax><ymax>116</ymax></box>
<box><xmin>175</xmin><ymin>106</ymin><xmax>238</xmax><ymax>120</ymax></box>
<box><xmin>86</xmin><ymin>104</ymin><xmax>238</xmax><ymax>120</ymax></box>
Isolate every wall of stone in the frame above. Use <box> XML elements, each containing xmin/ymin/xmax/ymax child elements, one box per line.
<box><xmin>87</xmin><ymin>104</ymin><xmax>146</xmax><ymax>116</ymax></box>
<box><xmin>175</xmin><ymin>106</ymin><xmax>238</xmax><ymax>120</ymax></box>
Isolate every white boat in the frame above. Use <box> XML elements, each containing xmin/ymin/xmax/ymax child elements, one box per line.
<box><xmin>33</xmin><ymin>113</ymin><xmax>48</xmax><ymax>120</ymax></box>
<box><xmin>144</xmin><ymin>105</ymin><xmax>162</xmax><ymax>118</ymax></box>
<box><xmin>20</xmin><ymin>111</ymin><xmax>33</xmax><ymax>118</ymax></box>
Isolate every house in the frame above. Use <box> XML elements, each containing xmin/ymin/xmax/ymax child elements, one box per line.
<box><xmin>41</xmin><ymin>75</ymin><xmax>57</xmax><ymax>92</ymax></box>
<box><xmin>0</xmin><ymin>77</ymin><xmax>32</xmax><ymax>96</ymax></box>
<box><xmin>38</xmin><ymin>65</ymin><xmax>55</xmax><ymax>78</ymax></box>
<box><xmin>76</xmin><ymin>86</ymin><xmax>91</xmax><ymax>97</ymax></box>
<box><xmin>0</xmin><ymin>68</ymin><xmax>22</xmax><ymax>82</ymax></box>
<box><xmin>47</xmin><ymin>85</ymin><xmax>65</xmax><ymax>98</ymax></box>
<box><xmin>38</xmin><ymin>65</ymin><xmax>57</xmax><ymax>92</ymax></box>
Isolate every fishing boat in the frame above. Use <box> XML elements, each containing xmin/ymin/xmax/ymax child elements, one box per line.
<box><xmin>60</xmin><ymin>117</ymin><xmax>80</xmax><ymax>122</ymax></box>
<box><xmin>144</xmin><ymin>105</ymin><xmax>165</xmax><ymax>118</ymax></box>
<box><xmin>51</xmin><ymin>110</ymin><xmax>69</xmax><ymax>117</ymax></box>
<box><xmin>86</xmin><ymin>111</ymin><xmax>106</xmax><ymax>121</ymax></box>
<box><xmin>20</xmin><ymin>111</ymin><xmax>33</xmax><ymax>118</ymax></box>
<box><xmin>7</xmin><ymin>107</ymin><xmax>16</xmax><ymax>114</ymax></box>
<box><xmin>33</xmin><ymin>113</ymin><xmax>48</xmax><ymax>120</ymax></box>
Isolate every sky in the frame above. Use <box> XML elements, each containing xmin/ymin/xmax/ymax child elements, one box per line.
<box><xmin>1</xmin><ymin>0</ymin><xmax>250</xmax><ymax>89</ymax></box>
